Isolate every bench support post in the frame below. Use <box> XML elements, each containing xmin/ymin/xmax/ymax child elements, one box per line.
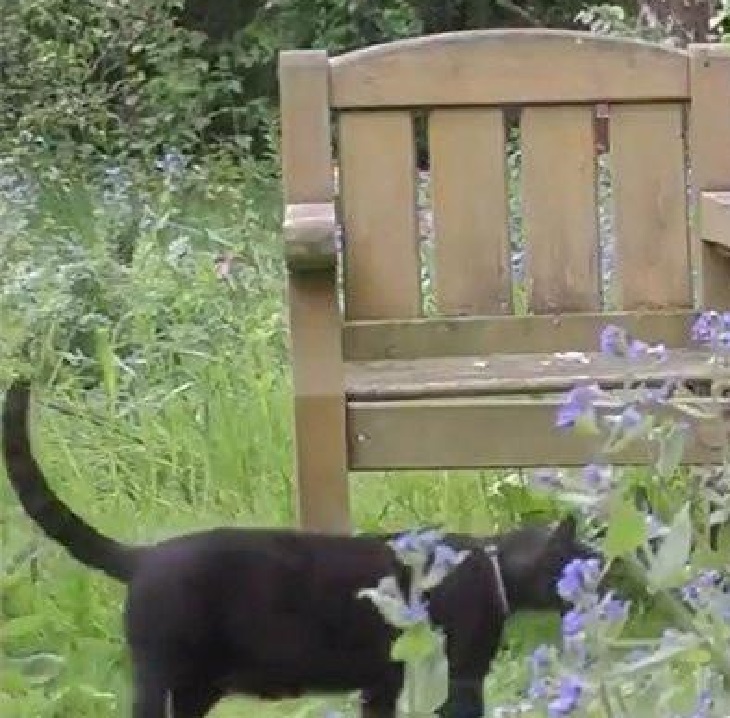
<box><xmin>689</xmin><ymin>44</ymin><xmax>730</xmax><ymax>308</ymax></box>
<box><xmin>279</xmin><ymin>49</ymin><xmax>350</xmax><ymax>533</ymax></box>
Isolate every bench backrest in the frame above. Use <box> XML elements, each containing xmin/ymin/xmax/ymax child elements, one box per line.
<box><xmin>279</xmin><ymin>30</ymin><xmax>730</xmax><ymax>360</ymax></box>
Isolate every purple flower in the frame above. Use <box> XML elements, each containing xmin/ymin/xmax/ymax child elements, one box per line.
<box><xmin>692</xmin><ymin>311</ymin><xmax>717</xmax><ymax>342</ymax></box>
<box><xmin>686</xmin><ymin>689</ymin><xmax>714</xmax><ymax>718</ymax></box>
<box><xmin>600</xmin><ymin>325</ymin><xmax>626</xmax><ymax>356</ymax></box>
<box><xmin>692</xmin><ymin>310</ymin><xmax>730</xmax><ymax>348</ymax></box>
<box><xmin>582</xmin><ymin>464</ymin><xmax>613</xmax><ymax>492</ymax></box>
<box><xmin>547</xmin><ymin>676</ymin><xmax>584</xmax><ymax>716</ymax></box>
<box><xmin>561</xmin><ymin>609</ymin><xmax>585</xmax><ymax>637</ymax></box>
<box><xmin>599</xmin><ymin>325</ymin><xmax>666</xmax><ymax>361</ymax></box>
<box><xmin>389</xmin><ymin>528</ymin><xmax>443</xmax><ymax>565</ymax></box>
<box><xmin>556</xmin><ymin>384</ymin><xmax>604</xmax><ymax>429</ymax></box>
<box><xmin>681</xmin><ymin>570</ymin><xmax>727</xmax><ymax>611</ymax></box>
<box><xmin>421</xmin><ymin>543</ymin><xmax>470</xmax><ymax>589</ymax></box>
<box><xmin>530</xmin><ymin>645</ymin><xmax>552</xmax><ymax>674</ymax></box>
<box><xmin>557</xmin><ymin>558</ymin><xmax>602</xmax><ymax>604</ymax></box>
<box><xmin>696</xmin><ymin>570</ymin><xmax>722</xmax><ymax>588</ymax></box>
<box><xmin>529</xmin><ymin>676</ymin><xmax>551</xmax><ymax>700</ymax></box>
<box><xmin>398</xmin><ymin>597</ymin><xmax>429</xmax><ymax>625</ymax></box>
<box><xmin>627</xmin><ymin>339</ymin><xmax>649</xmax><ymax>358</ymax></box>
<box><xmin>432</xmin><ymin>543</ymin><xmax>463</xmax><ymax>571</ymax></box>
<box><xmin>599</xmin><ymin>594</ymin><xmax>630</xmax><ymax>623</ymax></box>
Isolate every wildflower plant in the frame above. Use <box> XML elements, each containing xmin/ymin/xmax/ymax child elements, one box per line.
<box><xmin>328</xmin><ymin>313</ymin><xmax>730</xmax><ymax>718</ymax></box>
<box><xmin>358</xmin><ymin>528</ymin><xmax>470</xmax><ymax>717</ymax></box>
<box><xmin>495</xmin><ymin>313</ymin><xmax>730</xmax><ymax>717</ymax></box>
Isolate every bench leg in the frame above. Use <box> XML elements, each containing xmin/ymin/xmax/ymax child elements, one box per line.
<box><xmin>293</xmin><ymin>392</ymin><xmax>350</xmax><ymax>533</ymax></box>
<box><xmin>288</xmin><ymin>271</ymin><xmax>351</xmax><ymax>534</ymax></box>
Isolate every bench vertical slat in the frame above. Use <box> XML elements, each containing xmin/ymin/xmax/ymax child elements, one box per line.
<box><xmin>428</xmin><ymin>109</ymin><xmax>512</xmax><ymax>315</ymax></box>
<box><xmin>688</xmin><ymin>44</ymin><xmax>730</xmax><ymax>308</ymax></box>
<box><xmin>279</xmin><ymin>50</ymin><xmax>350</xmax><ymax>533</ymax></box>
<box><xmin>521</xmin><ymin>106</ymin><xmax>600</xmax><ymax>313</ymax></box>
<box><xmin>338</xmin><ymin>111</ymin><xmax>421</xmax><ymax>319</ymax></box>
<box><xmin>610</xmin><ymin>103</ymin><xmax>692</xmax><ymax>310</ymax></box>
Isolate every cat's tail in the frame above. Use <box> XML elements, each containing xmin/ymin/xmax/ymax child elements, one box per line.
<box><xmin>2</xmin><ymin>379</ymin><xmax>140</xmax><ymax>582</ymax></box>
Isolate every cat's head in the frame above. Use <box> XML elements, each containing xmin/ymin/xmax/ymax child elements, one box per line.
<box><xmin>495</xmin><ymin>514</ymin><xmax>601</xmax><ymax>612</ymax></box>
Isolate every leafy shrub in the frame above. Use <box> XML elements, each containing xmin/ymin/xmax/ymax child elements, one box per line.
<box><xmin>0</xmin><ymin>0</ymin><xmax>215</xmax><ymax>164</ymax></box>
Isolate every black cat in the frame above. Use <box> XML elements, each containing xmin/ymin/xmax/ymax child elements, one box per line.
<box><xmin>2</xmin><ymin>379</ymin><xmax>597</xmax><ymax>718</ymax></box>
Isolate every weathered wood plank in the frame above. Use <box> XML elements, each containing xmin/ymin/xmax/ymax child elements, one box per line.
<box><xmin>429</xmin><ymin>108</ymin><xmax>511</xmax><ymax>315</ymax></box>
<box><xmin>330</xmin><ymin>30</ymin><xmax>689</xmax><ymax>108</ymax></box>
<box><xmin>348</xmin><ymin>397</ymin><xmax>727</xmax><ymax>469</ymax></box>
<box><xmin>689</xmin><ymin>44</ymin><xmax>730</xmax><ymax>307</ymax></box>
<box><xmin>343</xmin><ymin>310</ymin><xmax>697</xmax><ymax>361</ymax></box>
<box><xmin>610</xmin><ymin>103</ymin><xmax>692</xmax><ymax>310</ymax></box>
<box><xmin>522</xmin><ymin>106</ymin><xmax>600</xmax><ymax>313</ymax></box>
<box><xmin>338</xmin><ymin>111</ymin><xmax>421</xmax><ymax>319</ymax></box>
<box><xmin>346</xmin><ymin>347</ymin><xmax>716</xmax><ymax>400</ymax></box>
<box><xmin>279</xmin><ymin>49</ymin><xmax>350</xmax><ymax>532</ymax></box>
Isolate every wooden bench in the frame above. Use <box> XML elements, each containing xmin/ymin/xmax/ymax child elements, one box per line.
<box><xmin>278</xmin><ymin>29</ymin><xmax>730</xmax><ymax>533</ymax></box>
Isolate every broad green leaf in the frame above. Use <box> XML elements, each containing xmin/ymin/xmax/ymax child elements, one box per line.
<box><xmin>398</xmin><ymin>652</ymin><xmax>450</xmax><ymax>715</ymax></box>
<box><xmin>647</xmin><ymin>503</ymin><xmax>693</xmax><ymax>592</ymax></box>
<box><xmin>391</xmin><ymin>623</ymin><xmax>440</xmax><ymax>663</ymax></box>
<box><xmin>655</xmin><ymin>422</ymin><xmax>688</xmax><ymax>478</ymax></box>
<box><xmin>603</xmin><ymin>494</ymin><xmax>648</xmax><ymax>560</ymax></box>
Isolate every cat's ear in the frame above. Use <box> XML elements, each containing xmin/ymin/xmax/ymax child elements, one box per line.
<box><xmin>548</xmin><ymin>514</ymin><xmax>578</xmax><ymax>546</ymax></box>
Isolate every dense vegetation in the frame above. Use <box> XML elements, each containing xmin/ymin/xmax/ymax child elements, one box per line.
<box><xmin>1</xmin><ymin>1</ymin><xmax>730</xmax><ymax>716</ymax></box>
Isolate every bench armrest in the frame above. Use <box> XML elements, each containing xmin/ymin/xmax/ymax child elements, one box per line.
<box><xmin>700</xmin><ymin>191</ymin><xmax>730</xmax><ymax>255</ymax></box>
<box><xmin>283</xmin><ymin>202</ymin><xmax>338</xmax><ymax>271</ymax></box>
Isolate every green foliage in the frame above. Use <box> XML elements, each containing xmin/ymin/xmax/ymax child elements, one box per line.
<box><xmin>0</xmin><ymin>0</ymin><xmax>423</xmax><ymax>167</ymax></box>
<box><xmin>0</xmin><ymin>0</ymin><xmax>214</xmax><ymax>163</ymax></box>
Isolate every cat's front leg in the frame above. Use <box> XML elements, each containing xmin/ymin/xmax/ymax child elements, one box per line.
<box><xmin>437</xmin><ymin>677</ymin><xmax>484</xmax><ymax>718</ymax></box>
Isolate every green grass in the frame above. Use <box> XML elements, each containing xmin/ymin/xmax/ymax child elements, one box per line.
<box><xmin>0</xmin><ymin>156</ymin><xmax>670</xmax><ymax>717</ymax></box>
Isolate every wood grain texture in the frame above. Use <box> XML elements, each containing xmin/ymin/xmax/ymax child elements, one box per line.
<box><xmin>522</xmin><ymin>106</ymin><xmax>600</xmax><ymax>313</ymax></box>
<box><xmin>330</xmin><ymin>29</ymin><xmax>689</xmax><ymax>108</ymax></box>
<box><xmin>338</xmin><ymin>111</ymin><xmax>421</xmax><ymax>319</ymax></box>
<box><xmin>429</xmin><ymin>109</ymin><xmax>511</xmax><ymax>315</ymax></box>
<box><xmin>610</xmin><ymin>103</ymin><xmax>691</xmax><ymax>310</ymax></box>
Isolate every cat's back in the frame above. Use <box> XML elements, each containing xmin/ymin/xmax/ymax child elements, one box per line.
<box><xmin>128</xmin><ymin>527</ymin><xmax>396</xmax><ymax>605</ymax></box>
<box><xmin>124</xmin><ymin>527</ymin><xmax>397</xmax><ymax>651</ymax></box>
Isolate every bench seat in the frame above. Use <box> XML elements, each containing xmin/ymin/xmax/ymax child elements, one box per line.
<box><xmin>346</xmin><ymin>349</ymin><xmax>718</xmax><ymax>401</ymax></box>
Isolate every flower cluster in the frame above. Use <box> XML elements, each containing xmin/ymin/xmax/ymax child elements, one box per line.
<box><xmin>681</xmin><ymin>570</ymin><xmax>730</xmax><ymax>626</ymax></box>
<box><xmin>339</xmin><ymin>316</ymin><xmax>730</xmax><ymax>718</ymax></box>
<box><xmin>358</xmin><ymin>528</ymin><xmax>471</xmax><ymax>717</ymax></box>
<box><xmin>520</xmin><ymin>558</ymin><xmax>630</xmax><ymax>717</ymax></box>
<box><xmin>691</xmin><ymin>311</ymin><xmax>730</xmax><ymax>353</ymax></box>
<box><xmin>505</xmin><ymin>318</ymin><xmax>730</xmax><ymax>718</ymax></box>
<box><xmin>599</xmin><ymin>324</ymin><xmax>667</xmax><ymax>362</ymax></box>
